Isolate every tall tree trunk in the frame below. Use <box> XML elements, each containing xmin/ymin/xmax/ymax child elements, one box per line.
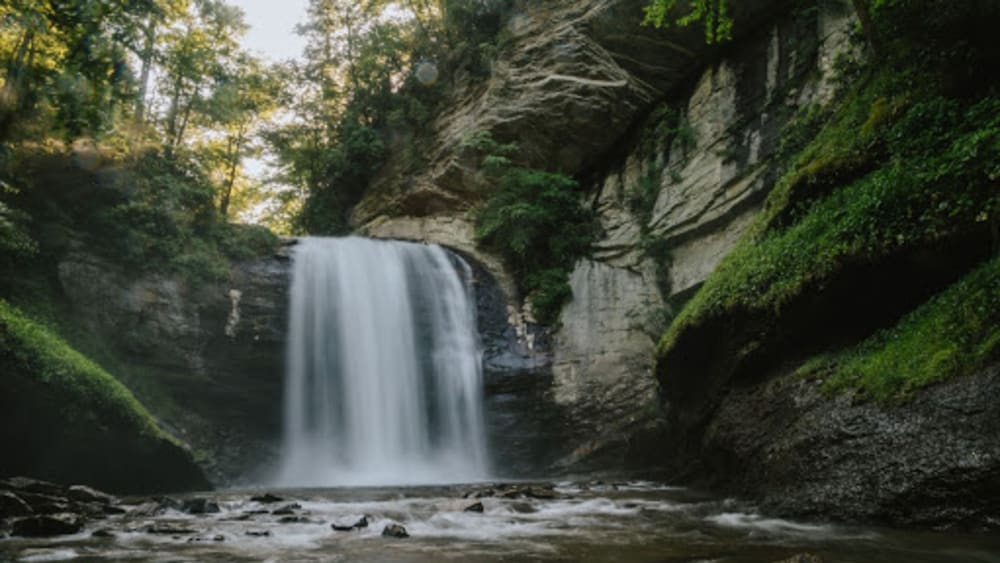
<box><xmin>172</xmin><ymin>86</ymin><xmax>199</xmax><ymax>153</ymax></box>
<box><xmin>133</xmin><ymin>19</ymin><xmax>157</xmax><ymax>127</ymax></box>
<box><xmin>219</xmin><ymin>126</ymin><xmax>246</xmax><ymax>219</ymax></box>
<box><xmin>850</xmin><ymin>0</ymin><xmax>882</xmax><ymax>57</ymax></box>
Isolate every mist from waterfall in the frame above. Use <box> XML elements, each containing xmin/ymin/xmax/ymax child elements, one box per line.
<box><xmin>277</xmin><ymin>236</ymin><xmax>489</xmax><ymax>486</ymax></box>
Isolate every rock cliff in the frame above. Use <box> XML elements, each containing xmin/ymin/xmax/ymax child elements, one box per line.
<box><xmin>55</xmin><ymin>242</ymin><xmax>292</xmax><ymax>484</ymax></box>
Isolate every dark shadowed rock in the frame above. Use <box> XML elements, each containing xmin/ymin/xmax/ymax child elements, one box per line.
<box><xmin>250</xmin><ymin>493</ymin><xmax>284</xmax><ymax>504</ymax></box>
<box><xmin>0</xmin><ymin>477</ymin><xmax>64</xmax><ymax>497</ymax></box>
<box><xmin>92</xmin><ymin>528</ymin><xmax>115</xmax><ymax>538</ymax></box>
<box><xmin>332</xmin><ymin>515</ymin><xmax>368</xmax><ymax>531</ymax></box>
<box><xmin>271</xmin><ymin>502</ymin><xmax>301</xmax><ymax>515</ymax></box>
<box><xmin>11</xmin><ymin>514</ymin><xmax>83</xmax><ymax>537</ymax></box>
<box><xmin>145</xmin><ymin>524</ymin><xmax>197</xmax><ymax>535</ymax></box>
<box><xmin>67</xmin><ymin>485</ymin><xmax>114</xmax><ymax>505</ymax></box>
<box><xmin>0</xmin><ymin>491</ymin><xmax>33</xmax><ymax>519</ymax></box>
<box><xmin>463</xmin><ymin>502</ymin><xmax>484</xmax><ymax>513</ymax></box>
<box><xmin>245</xmin><ymin>530</ymin><xmax>270</xmax><ymax>537</ymax></box>
<box><xmin>180</xmin><ymin>497</ymin><xmax>221</xmax><ymax>515</ymax></box>
<box><xmin>381</xmin><ymin>523</ymin><xmax>409</xmax><ymax>538</ymax></box>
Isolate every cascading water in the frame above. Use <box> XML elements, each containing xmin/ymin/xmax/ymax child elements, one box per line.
<box><xmin>277</xmin><ymin>236</ymin><xmax>489</xmax><ymax>487</ymax></box>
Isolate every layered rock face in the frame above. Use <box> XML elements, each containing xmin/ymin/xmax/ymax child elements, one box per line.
<box><xmin>553</xmin><ymin>2</ymin><xmax>858</xmax><ymax>459</ymax></box>
<box><xmin>56</xmin><ymin>244</ymin><xmax>291</xmax><ymax>484</ymax></box>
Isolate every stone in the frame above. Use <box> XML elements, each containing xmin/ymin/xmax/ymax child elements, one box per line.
<box><xmin>250</xmin><ymin>493</ymin><xmax>284</xmax><ymax>504</ymax></box>
<box><xmin>180</xmin><ymin>497</ymin><xmax>221</xmax><ymax>515</ymax></box>
<box><xmin>271</xmin><ymin>503</ymin><xmax>301</xmax><ymax>515</ymax></box>
<box><xmin>67</xmin><ymin>485</ymin><xmax>115</xmax><ymax>505</ymax></box>
<box><xmin>144</xmin><ymin>524</ymin><xmax>198</xmax><ymax>535</ymax></box>
<box><xmin>381</xmin><ymin>523</ymin><xmax>409</xmax><ymax>538</ymax></box>
<box><xmin>0</xmin><ymin>477</ymin><xmax>64</xmax><ymax>497</ymax></box>
<box><xmin>245</xmin><ymin>530</ymin><xmax>270</xmax><ymax>537</ymax></box>
<box><xmin>278</xmin><ymin>516</ymin><xmax>311</xmax><ymax>524</ymax></box>
<box><xmin>510</xmin><ymin>502</ymin><xmax>536</xmax><ymax>514</ymax></box>
<box><xmin>0</xmin><ymin>491</ymin><xmax>33</xmax><ymax>519</ymax></box>
<box><xmin>11</xmin><ymin>514</ymin><xmax>83</xmax><ymax>537</ymax></box>
<box><xmin>92</xmin><ymin>528</ymin><xmax>115</xmax><ymax>538</ymax></box>
<box><xmin>463</xmin><ymin>502</ymin><xmax>484</xmax><ymax>513</ymax></box>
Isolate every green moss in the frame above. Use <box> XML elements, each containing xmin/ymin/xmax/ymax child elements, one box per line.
<box><xmin>799</xmin><ymin>257</ymin><xmax>1000</xmax><ymax>402</ymax></box>
<box><xmin>0</xmin><ymin>299</ymin><xmax>171</xmax><ymax>444</ymax></box>
<box><xmin>0</xmin><ymin>299</ymin><xmax>208</xmax><ymax>492</ymax></box>
<box><xmin>657</xmin><ymin>71</ymin><xmax>1000</xmax><ymax>361</ymax></box>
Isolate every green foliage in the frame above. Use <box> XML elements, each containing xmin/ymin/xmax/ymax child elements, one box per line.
<box><xmin>800</xmin><ymin>257</ymin><xmax>1000</xmax><ymax>401</ymax></box>
<box><xmin>0</xmin><ymin>195</ymin><xmax>37</xmax><ymax>265</ymax></box>
<box><xmin>0</xmin><ymin>299</ymin><xmax>169</xmax><ymax>442</ymax></box>
<box><xmin>658</xmin><ymin>57</ymin><xmax>1000</xmax><ymax>363</ymax></box>
<box><xmin>642</xmin><ymin>0</ymin><xmax>733</xmax><ymax>44</ymax></box>
<box><xmin>469</xmin><ymin>132</ymin><xmax>597</xmax><ymax>324</ymax></box>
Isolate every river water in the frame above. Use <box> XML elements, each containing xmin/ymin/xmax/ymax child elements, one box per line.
<box><xmin>3</xmin><ymin>480</ymin><xmax>999</xmax><ymax>562</ymax></box>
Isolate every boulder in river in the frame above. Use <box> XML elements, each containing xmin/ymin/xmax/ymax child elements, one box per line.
<box><xmin>180</xmin><ymin>497</ymin><xmax>221</xmax><ymax>515</ymax></box>
<box><xmin>0</xmin><ymin>491</ymin><xmax>33</xmax><ymax>519</ymax></box>
<box><xmin>382</xmin><ymin>523</ymin><xmax>409</xmax><ymax>538</ymax></box>
<box><xmin>11</xmin><ymin>514</ymin><xmax>83</xmax><ymax>537</ymax></box>
<box><xmin>250</xmin><ymin>493</ymin><xmax>284</xmax><ymax>504</ymax></box>
<box><xmin>67</xmin><ymin>485</ymin><xmax>115</xmax><ymax>505</ymax></box>
<box><xmin>464</xmin><ymin>501</ymin><xmax>484</xmax><ymax>513</ymax></box>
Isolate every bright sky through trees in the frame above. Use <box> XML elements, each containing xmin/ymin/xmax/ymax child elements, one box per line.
<box><xmin>231</xmin><ymin>0</ymin><xmax>309</xmax><ymax>62</ymax></box>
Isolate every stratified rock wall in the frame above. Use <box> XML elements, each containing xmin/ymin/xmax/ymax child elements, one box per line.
<box><xmin>549</xmin><ymin>1</ymin><xmax>859</xmax><ymax>459</ymax></box>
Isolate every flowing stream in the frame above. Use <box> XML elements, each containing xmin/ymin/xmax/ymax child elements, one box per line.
<box><xmin>277</xmin><ymin>236</ymin><xmax>489</xmax><ymax>487</ymax></box>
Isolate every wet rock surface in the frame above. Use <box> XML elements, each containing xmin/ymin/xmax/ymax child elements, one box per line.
<box><xmin>381</xmin><ymin>523</ymin><xmax>409</xmax><ymax>538</ymax></box>
<box><xmin>701</xmin><ymin>365</ymin><xmax>1000</xmax><ymax>530</ymax></box>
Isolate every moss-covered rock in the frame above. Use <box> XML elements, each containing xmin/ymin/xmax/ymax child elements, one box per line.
<box><xmin>0</xmin><ymin>300</ymin><xmax>209</xmax><ymax>494</ymax></box>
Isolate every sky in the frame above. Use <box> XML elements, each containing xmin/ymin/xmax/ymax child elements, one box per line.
<box><xmin>231</xmin><ymin>0</ymin><xmax>309</xmax><ymax>63</ymax></box>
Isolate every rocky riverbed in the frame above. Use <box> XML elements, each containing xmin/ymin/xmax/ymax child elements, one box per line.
<box><xmin>2</xmin><ymin>477</ymin><xmax>999</xmax><ymax>562</ymax></box>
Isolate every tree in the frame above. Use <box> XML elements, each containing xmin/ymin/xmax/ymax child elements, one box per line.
<box><xmin>642</xmin><ymin>0</ymin><xmax>733</xmax><ymax>44</ymax></box>
<box><xmin>643</xmin><ymin>0</ymin><xmax>880</xmax><ymax>53</ymax></box>
<box><xmin>201</xmin><ymin>54</ymin><xmax>280</xmax><ymax>218</ymax></box>
<box><xmin>158</xmin><ymin>0</ymin><xmax>246</xmax><ymax>155</ymax></box>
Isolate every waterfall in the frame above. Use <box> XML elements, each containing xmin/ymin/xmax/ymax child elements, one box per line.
<box><xmin>277</xmin><ymin>236</ymin><xmax>489</xmax><ymax>487</ymax></box>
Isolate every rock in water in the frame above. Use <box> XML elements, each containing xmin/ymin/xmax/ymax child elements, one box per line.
<box><xmin>250</xmin><ymin>493</ymin><xmax>284</xmax><ymax>504</ymax></box>
<box><xmin>353</xmin><ymin>515</ymin><xmax>369</xmax><ymax>528</ymax></box>
<box><xmin>67</xmin><ymin>485</ymin><xmax>114</xmax><ymax>505</ymax></box>
<box><xmin>0</xmin><ymin>491</ymin><xmax>33</xmax><ymax>518</ymax></box>
<box><xmin>180</xmin><ymin>497</ymin><xmax>221</xmax><ymax>514</ymax></box>
<box><xmin>464</xmin><ymin>502</ymin><xmax>484</xmax><ymax>513</ymax></box>
<box><xmin>382</xmin><ymin>523</ymin><xmax>409</xmax><ymax>538</ymax></box>
<box><xmin>11</xmin><ymin>514</ymin><xmax>83</xmax><ymax>537</ymax></box>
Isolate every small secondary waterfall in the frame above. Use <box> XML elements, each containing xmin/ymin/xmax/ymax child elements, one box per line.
<box><xmin>277</xmin><ymin>236</ymin><xmax>489</xmax><ymax>486</ymax></box>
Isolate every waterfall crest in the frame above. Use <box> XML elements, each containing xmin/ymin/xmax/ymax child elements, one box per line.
<box><xmin>278</xmin><ymin>236</ymin><xmax>489</xmax><ymax>486</ymax></box>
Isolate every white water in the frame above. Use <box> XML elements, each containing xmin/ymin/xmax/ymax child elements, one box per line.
<box><xmin>277</xmin><ymin>236</ymin><xmax>489</xmax><ymax>486</ymax></box>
